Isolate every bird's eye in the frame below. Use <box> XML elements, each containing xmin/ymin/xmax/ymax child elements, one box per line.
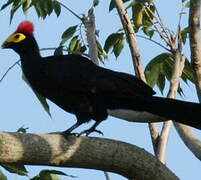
<box><xmin>14</xmin><ymin>34</ymin><xmax>20</xmax><ymax>39</ymax></box>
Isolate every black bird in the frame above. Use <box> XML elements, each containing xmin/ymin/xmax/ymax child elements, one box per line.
<box><xmin>2</xmin><ymin>21</ymin><xmax>201</xmax><ymax>135</ymax></box>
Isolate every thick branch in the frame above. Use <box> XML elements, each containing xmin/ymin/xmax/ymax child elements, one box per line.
<box><xmin>189</xmin><ymin>0</ymin><xmax>201</xmax><ymax>100</ymax></box>
<box><xmin>0</xmin><ymin>132</ymin><xmax>179</xmax><ymax>180</ymax></box>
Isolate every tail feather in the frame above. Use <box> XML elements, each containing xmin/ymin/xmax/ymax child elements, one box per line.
<box><xmin>105</xmin><ymin>95</ymin><xmax>201</xmax><ymax>130</ymax></box>
<box><xmin>146</xmin><ymin>97</ymin><xmax>201</xmax><ymax>130</ymax></box>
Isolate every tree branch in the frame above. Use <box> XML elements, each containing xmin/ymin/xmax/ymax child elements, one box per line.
<box><xmin>82</xmin><ymin>8</ymin><xmax>99</xmax><ymax>65</ymax></box>
<box><xmin>114</xmin><ymin>0</ymin><xmax>159</xmax><ymax>156</ymax></box>
<box><xmin>172</xmin><ymin>0</ymin><xmax>201</xmax><ymax>162</ymax></box>
<box><xmin>0</xmin><ymin>132</ymin><xmax>179</xmax><ymax>180</ymax></box>
<box><xmin>189</xmin><ymin>0</ymin><xmax>201</xmax><ymax>101</ymax></box>
<box><xmin>156</xmin><ymin>52</ymin><xmax>185</xmax><ymax>163</ymax></box>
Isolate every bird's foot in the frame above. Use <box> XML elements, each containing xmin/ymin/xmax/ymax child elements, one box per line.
<box><xmin>62</xmin><ymin>130</ymin><xmax>80</xmax><ymax>137</ymax></box>
<box><xmin>79</xmin><ymin>128</ymin><xmax>104</xmax><ymax>136</ymax></box>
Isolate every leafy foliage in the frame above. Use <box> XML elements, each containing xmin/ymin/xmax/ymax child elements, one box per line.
<box><xmin>181</xmin><ymin>27</ymin><xmax>189</xmax><ymax>44</ymax></box>
<box><xmin>104</xmin><ymin>33</ymin><xmax>125</xmax><ymax>58</ymax></box>
<box><xmin>145</xmin><ymin>53</ymin><xmax>194</xmax><ymax>94</ymax></box>
<box><xmin>130</xmin><ymin>1</ymin><xmax>155</xmax><ymax>37</ymax></box>
<box><xmin>96</xmin><ymin>39</ymin><xmax>108</xmax><ymax>62</ymax></box>
<box><xmin>0</xmin><ymin>170</ymin><xmax>7</xmax><ymax>180</ymax></box>
<box><xmin>1</xmin><ymin>0</ymin><xmax>61</xmax><ymax>23</ymax></box>
<box><xmin>60</xmin><ymin>25</ymin><xmax>78</xmax><ymax>45</ymax></box>
<box><xmin>22</xmin><ymin>74</ymin><xmax>51</xmax><ymax>117</ymax></box>
<box><xmin>17</xmin><ymin>126</ymin><xmax>29</xmax><ymax>133</ymax></box>
<box><xmin>1</xmin><ymin>164</ymin><xmax>28</xmax><ymax>176</ymax></box>
<box><xmin>30</xmin><ymin>169</ymin><xmax>76</xmax><ymax>180</ymax></box>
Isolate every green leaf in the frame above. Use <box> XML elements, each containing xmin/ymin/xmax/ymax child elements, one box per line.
<box><xmin>1</xmin><ymin>164</ymin><xmax>28</xmax><ymax>176</ymax></box>
<box><xmin>181</xmin><ymin>57</ymin><xmax>194</xmax><ymax>83</ymax></box>
<box><xmin>9</xmin><ymin>0</ymin><xmax>26</xmax><ymax>23</ymax></box>
<box><xmin>68</xmin><ymin>36</ymin><xmax>79</xmax><ymax>53</ymax></box>
<box><xmin>0</xmin><ymin>170</ymin><xmax>7</xmax><ymax>180</ymax></box>
<box><xmin>156</xmin><ymin>74</ymin><xmax>165</xmax><ymax>94</ymax></box>
<box><xmin>93</xmin><ymin>0</ymin><xmax>100</xmax><ymax>7</ymax></box>
<box><xmin>113</xmin><ymin>38</ymin><xmax>125</xmax><ymax>58</ymax></box>
<box><xmin>1</xmin><ymin>0</ymin><xmax>14</xmax><ymax>10</ymax></box>
<box><xmin>143</xmin><ymin>5</ymin><xmax>155</xmax><ymax>25</ymax></box>
<box><xmin>104</xmin><ymin>33</ymin><xmax>122</xmax><ymax>53</ymax></box>
<box><xmin>32</xmin><ymin>0</ymin><xmax>46</xmax><ymax>19</ymax></box>
<box><xmin>96</xmin><ymin>39</ymin><xmax>108</xmax><ymax>62</ymax></box>
<box><xmin>143</xmin><ymin>26</ymin><xmax>154</xmax><ymax>38</ymax></box>
<box><xmin>54</xmin><ymin>46</ymin><xmax>63</xmax><ymax>55</ymax></box>
<box><xmin>30</xmin><ymin>169</ymin><xmax>77</xmax><ymax>180</ymax></box>
<box><xmin>145</xmin><ymin>53</ymin><xmax>195</xmax><ymax>95</ymax></box>
<box><xmin>22</xmin><ymin>74</ymin><xmax>51</xmax><ymax>117</ymax></box>
<box><xmin>104</xmin><ymin>33</ymin><xmax>124</xmax><ymax>55</ymax></box>
<box><xmin>34</xmin><ymin>90</ymin><xmax>52</xmax><ymax>117</ymax></box>
<box><xmin>61</xmin><ymin>25</ymin><xmax>78</xmax><ymax>45</ymax></box>
<box><xmin>53</xmin><ymin>1</ymin><xmax>61</xmax><ymax>17</ymax></box>
<box><xmin>109</xmin><ymin>0</ymin><xmax>130</xmax><ymax>11</ymax></box>
<box><xmin>184</xmin><ymin>1</ymin><xmax>190</xmax><ymax>8</ymax></box>
<box><xmin>132</xmin><ymin>2</ymin><xmax>144</xmax><ymax>28</ymax></box>
<box><xmin>145</xmin><ymin>53</ymin><xmax>173</xmax><ymax>92</ymax></box>
<box><xmin>17</xmin><ymin>126</ymin><xmax>28</xmax><ymax>133</ymax></box>
<box><xmin>22</xmin><ymin>0</ymin><xmax>31</xmax><ymax>16</ymax></box>
<box><xmin>181</xmin><ymin>27</ymin><xmax>189</xmax><ymax>44</ymax></box>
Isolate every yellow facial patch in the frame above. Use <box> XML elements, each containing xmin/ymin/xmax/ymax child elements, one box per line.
<box><xmin>4</xmin><ymin>33</ymin><xmax>26</xmax><ymax>44</ymax></box>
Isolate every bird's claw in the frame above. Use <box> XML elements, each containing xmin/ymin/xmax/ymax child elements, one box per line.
<box><xmin>79</xmin><ymin>128</ymin><xmax>104</xmax><ymax>136</ymax></box>
<box><xmin>62</xmin><ymin>131</ymin><xmax>80</xmax><ymax>137</ymax></box>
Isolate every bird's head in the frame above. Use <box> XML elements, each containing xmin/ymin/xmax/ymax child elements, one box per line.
<box><xmin>2</xmin><ymin>21</ymin><xmax>39</xmax><ymax>56</ymax></box>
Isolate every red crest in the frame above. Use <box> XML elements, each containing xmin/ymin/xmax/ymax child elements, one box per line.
<box><xmin>15</xmin><ymin>21</ymin><xmax>34</xmax><ymax>35</ymax></box>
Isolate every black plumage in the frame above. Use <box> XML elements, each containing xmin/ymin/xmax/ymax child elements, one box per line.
<box><xmin>2</xmin><ymin>21</ymin><xmax>201</xmax><ymax>135</ymax></box>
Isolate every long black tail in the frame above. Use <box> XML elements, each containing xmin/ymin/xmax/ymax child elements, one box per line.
<box><xmin>145</xmin><ymin>96</ymin><xmax>201</xmax><ymax>129</ymax></box>
<box><xmin>106</xmin><ymin>95</ymin><xmax>201</xmax><ymax>130</ymax></box>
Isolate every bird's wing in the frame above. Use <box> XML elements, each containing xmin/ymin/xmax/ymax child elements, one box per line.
<box><xmin>42</xmin><ymin>54</ymin><xmax>155</xmax><ymax>98</ymax></box>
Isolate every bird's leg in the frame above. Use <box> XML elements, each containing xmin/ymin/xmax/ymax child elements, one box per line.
<box><xmin>79</xmin><ymin>121</ymin><xmax>103</xmax><ymax>136</ymax></box>
<box><xmin>63</xmin><ymin>121</ymin><xmax>83</xmax><ymax>136</ymax></box>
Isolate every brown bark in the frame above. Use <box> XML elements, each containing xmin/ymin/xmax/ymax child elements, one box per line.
<box><xmin>0</xmin><ymin>132</ymin><xmax>179</xmax><ymax>180</ymax></box>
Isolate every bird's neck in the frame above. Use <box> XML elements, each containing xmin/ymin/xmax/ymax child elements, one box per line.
<box><xmin>19</xmin><ymin>46</ymin><xmax>43</xmax><ymax>79</ymax></box>
<box><xmin>18</xmin><ymin>46</ymin><xmax>41</xmax><ymax>60</ymax></box>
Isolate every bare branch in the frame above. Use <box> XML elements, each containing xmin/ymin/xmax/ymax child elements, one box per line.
<box><xmin>82</xmin><ymin>8</ymin><xmax>99</xmax><ymax>65</ymax></box>
<box><xmin>157</xmin><ymin>52</ymin><xmax>185</xmax><ymax>163</ymax></box>
<box><xmin>174</xmin><ymin>123</ymin><xmax>201</xmax><ymax>160</ymax></box>
<box><xmin>0</xmin><ymin>132</ymin><xmax>179</xmax><ymax>180</ymax></box>
<box><xmin>0</xmin><ymin>60</ymin><xmax>20</xmax><ymax>83</ymax></box>
<box><xmin>172</xmin><ymin>0</ymin><xmax>201</xmax><ymax>162</ymax></box>
<box><xmin>53</xmin><ymin>0</ymin><xmax>82</xmax><ymax>20</ymax></box>
<box><xmin>136</xmin><ymin>35</ymin><xmax>171</xmax><ymax>52</ymax></box>
<box><xmin>114</xmin><ymin>0</ymin><xmax>159</xmax><ymax>154</ymax></box>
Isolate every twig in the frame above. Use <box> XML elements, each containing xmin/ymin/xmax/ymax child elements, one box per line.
<box><xmin>136</xmin><ymin>35</ymin><xmax>171</xmax><ymax>52</ymax></box>
<box><xmin>144</xmin><ymin>5</ymin><xmax>172</xmax><ymax>49</ymax></box>
<box><xmin>53</xmin><ymin>0</ymin><xmax>82</xmax><ymax>20</ymax></box>
<box><xmin>0</xmin><ymin>60</ymin><xmax>20</xmax><ymax>83</ymax></box>
<box><xmin>39</xmin><ymin>47</ymin><xmax>89</xmax><ymax>57</ymax></box>
<box><xmin>152</xmin><ymin>2</ymin><xmax>172</xmax><ymax>42</ymax></box>
<box><xmin>103</xmin><ymin>171</ymin><xmax>110</xmax><ymax>180</ymax></box>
